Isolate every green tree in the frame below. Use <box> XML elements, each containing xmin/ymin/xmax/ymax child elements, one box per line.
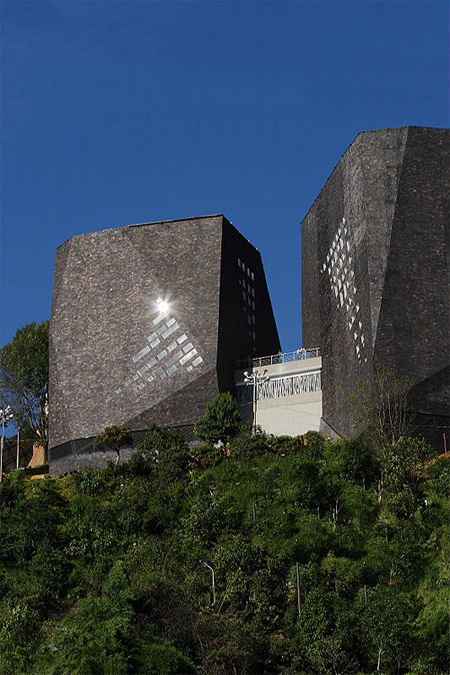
<box><xmin>360</xmin><ymin>587</ymin><xmax>419</xmax><ymax>673</ymax></box>
<box><xmin>0</xmin><ymin>321</ymin><xmax>49</xmax><ymax>458</ymax></box>
<box><xmin>323</xmin><ymin>439</ymin><xmax>377</xmax><ymax>486</ymax></box>
<box><xmin>134</xmin><ymin>635</ymin><xmax>196</xmax><ymax>675</ymax></box>
<box><xmin>94</xmin><ymin>426</ymin><xmax>133</xmax><ymax>466</ymax></box>
<box><xmin>0</xmin><ymin>432</ymin><xmax>447</xmax><ymax>673</ymax></box>
<box><xmin>293</xmin><ymin>586</ymin><xmax>356</xmax><ymax>674</ymax></box>
<box><xmin>381</xmin><ymin>436</ymin><xmax>434</xmax><ymax>518</ymax></box>
<box><xmin>131</xmin><ymin>423</ymin><xmax>188</xmax><ymax>471</ymax></box>
<box><xmin>228</xmin><ymin>423</ymin><xmax>269</xmax><ymax>459</ymax></box>
<box><xmin>36</xmin><ymin>561</ymin><xmax>134</xmax><ymax>674</ymax></box>
<box><xmin>194</xmin><ymin>392</ymin><xmax>241</xmax><ymax>447</ymax></box>
<box><xmin>350</xmin><ymin>368</ymin><xmax>412</xmax><ymax>451</ymax></box>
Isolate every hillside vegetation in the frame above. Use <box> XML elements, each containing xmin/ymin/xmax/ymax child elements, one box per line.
<box><xmin>0</xmin><ymin>426</ymin><xmax>448</xmax><ymax>674</ymax></box>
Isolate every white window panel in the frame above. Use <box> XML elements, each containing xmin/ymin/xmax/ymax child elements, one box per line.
<box><xmin>180</xmin><ymin>348</ymin><xmax>197</xmax><ymax>365</ymax></box>
<box><xmin>132</xmin><ymin>345</ymin><xmax>150</xmax><ymax>362</ymax></box>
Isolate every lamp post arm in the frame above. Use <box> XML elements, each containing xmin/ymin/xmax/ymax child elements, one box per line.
<box><xmin>202</xmin><ymin>561</ymin><xmax>216</xmax><ymax>606</ymax></box>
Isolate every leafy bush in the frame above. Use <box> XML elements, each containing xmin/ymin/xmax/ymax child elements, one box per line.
<box><xmin>129</xmin><ymin>423</ymin><xmax>189</xmax><ymax>476</ymax></box>
<box><xmin>323</xmin><ymin>438</ymin><xmax>377</xmax><ymax>485</ymax></box>
<box><xmin>267</xmin><ymin>435</ymin><xmax>305</xmax><ymax>454</ymax></box>
<box><xmin>188</xmin><ymin>444</ymin><xmax>224</xmax><ymax>469</ymax></box>
<box><xmin>94</xmin><ymin>425</ymin><xmax>133</xmax><ymax>466</ymax></box>
<box><xmin>302</xmin><ymin>430</ymin><xmax>325</xmax><ymax>459</ymax></box>
<box><xmin>134</xmin><ymin>641</ymin><xmax>196</xmax><ymax>674</ymax></box>
<box><xmin>381</xmin><ymin>436</ymin><xmax>435</xmax><ymax>518</ymax></box>
<box><xmin>194</xmin><ymin>392</ymin><xmax>242</xmax><ymax>446</ymax></box>
<box><xmin>0</xmin><ymin>429</ymin><xmax>447</xmax><ymax>674</ymax></box>
<box><xmin>228</xmin><ymin>423</ymin><xmax>269</xmax><ymax>458</ymax></box>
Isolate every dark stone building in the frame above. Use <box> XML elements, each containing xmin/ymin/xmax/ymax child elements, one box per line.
<box><xmin>302</xmin><ymin>126</ymin><xmax>449</xmax><ymax>448</ymax></box>
<box><xmin>49</xmin><ymin>215</ymin><xmax>280</xmax><ymax>473</ymax></box>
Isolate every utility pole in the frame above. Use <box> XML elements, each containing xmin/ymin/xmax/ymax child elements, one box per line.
<box><xmin>0</xmin><ymin>406</ymin><xmax>14</xmax><ymax>482</ymax></box>
<box><xmin>243</xmin><ymin>368</ymin><xmax>269</xmax><ymax>430</ymax></box>
<box><xmin>296</xmin><ymin>562</ymin><xmax>301</xmax><ymax>615</ymax></box>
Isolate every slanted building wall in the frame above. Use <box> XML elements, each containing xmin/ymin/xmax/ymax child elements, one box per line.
<box><xmin>302</xmin><ymin>127</ymin><xmax>450</xmax><ymax>446</ymax></box>
<box><xmin>49</xmin><ymin>215</ymin><xmax>280</xmax><ymax>472</ymax></box>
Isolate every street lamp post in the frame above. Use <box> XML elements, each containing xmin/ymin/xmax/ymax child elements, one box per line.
<box><xmin>16</xmin><ymin>429</ymin><xmax>20</xmax><ymax>470</ymax></box>
<box><xmin>243</xmin><ymin>369</ymin><xmax>269</xmax><ymax>430</ymax></box>
<box><xmin>0</xmin><ymin>406</ymin><xmax>14</xmax><ymax>483</ymax></box>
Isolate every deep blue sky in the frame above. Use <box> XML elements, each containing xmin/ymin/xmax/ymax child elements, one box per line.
<box><xmin>1</xmin><ymin>0</ymin><xmax>448</xmax><ymax>351</ymax></box>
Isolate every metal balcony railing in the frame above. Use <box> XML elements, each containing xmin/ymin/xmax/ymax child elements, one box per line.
<box><xmin>246</xmin><ymin>347</ymin><xmax>320</xmax><ymax>368</ymax></box>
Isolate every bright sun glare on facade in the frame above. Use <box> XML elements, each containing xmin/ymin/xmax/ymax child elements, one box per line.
<box><xmin>156</xmin><ymin>298</ymin><xmax>170</xmax><ymax>314</ymax></box>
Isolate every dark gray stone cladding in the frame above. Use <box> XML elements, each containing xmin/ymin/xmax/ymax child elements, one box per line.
<box><xmin>49</xmin><ymin>215</ymin><xmax>280</xmax><ymax>469</ymax></box>
<box><xmin>48</xmin><ymin>424</ymin><xmax>195</xmax><ymax>476</ymax></box>
<box><xmin>302</xmin><ymin>127</ymin><xmax>449</xmax><ymax>444</ymax></box>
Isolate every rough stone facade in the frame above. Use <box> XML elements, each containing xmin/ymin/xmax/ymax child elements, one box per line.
<box><xmin>302</xmin><ymin>127</ymin><xmax>450</xmax><ymax>447</ymax></box>
<box><xmin>49</xmin><ymin>215</ymin><xmax>280</xmax><ymax>472</ymax></box>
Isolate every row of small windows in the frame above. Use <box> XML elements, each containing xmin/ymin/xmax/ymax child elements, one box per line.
<box><xmin>238</xmin><ymin>258</ymin><xmax>257</xmax><ymax>342</ymax></box>
<box><xmin>239</xmin><ymin>279</ymin><xmax>255</xmax><ymax>302</ymax></box>
<box><xmin>237</xmin><ymin>257</ymin><xmax>255</xmax><ymax>281</ymax></box>
<box><xmin>240</xmin><ymin>278</ymin><xmax>255</xmax><ymax>295</ymax></box>
<box><xmin>242</xmin><ymin>291</ymin><xmax>256</xmax><ymax>310</ymax></box>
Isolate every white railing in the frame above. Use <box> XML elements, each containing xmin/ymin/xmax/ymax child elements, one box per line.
<box><xmin>249</xmin><ymin>348</ymin><xmax>320</xmax><ymax>368</ymax></box>
<box><xmin>236</xmin><ymin>370</ymin><xmax>322</xmax><ymax>404</ymax></box>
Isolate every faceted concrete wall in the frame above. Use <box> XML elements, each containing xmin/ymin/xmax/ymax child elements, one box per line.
<box><xmin>49</xmin><ymin>215</ymin><xmax>280</xmax><ymax>470</ymax></box>
<box><xmin>302</xmin><ymin>127</ymin><xmax>450</xmax><ymax>445</ymax></box>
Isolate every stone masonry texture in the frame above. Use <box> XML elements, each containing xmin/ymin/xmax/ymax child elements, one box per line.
<box><xmin>49</xmin><ymin>215</ymin><xmax>280</xmax><ymax>472</ymax></box>
<box><xmin>302</xmin><ymin>127</ymin><xmax>449</xmax><ymax>446</ymax></box>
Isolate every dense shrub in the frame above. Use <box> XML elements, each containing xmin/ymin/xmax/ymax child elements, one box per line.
<box><xmin>0</xmin><ymin>430</ymin><xmax>447</xmax><ymax>674</ymax></box>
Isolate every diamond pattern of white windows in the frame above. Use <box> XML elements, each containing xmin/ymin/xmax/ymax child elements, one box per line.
<box><xmin>237</xmin><ymin>258</ymin><xmax>256</xmax><ymax>343</ymax></box>
<box><xmin>321</xmin><ymin>218</ymin><xmax>367</xmax><ymax>363</ymax></box>
<box><xmin>114</xmin><ymin>297</ymin><xmax>204</xmax><ymax>395</ymax></box>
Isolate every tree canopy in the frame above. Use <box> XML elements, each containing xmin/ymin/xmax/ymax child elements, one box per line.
<box><xmin>0</xmin><ymin>426</ymin><xmax>447</xmax><ymax>674</ymax></box>
<box><xmin>194</xmin><ymin>392</ymin><xmax>242</xmax><ymax>447</ymax></box>
<box><xmin>94</xmin><ymin>426</ymin><xmax>133</xmax><ymax>465</ymax></box>
<box><xmin>0</xmin><ymin>321</ymin><xmax>49</xmax><ymax>453</ymax></box>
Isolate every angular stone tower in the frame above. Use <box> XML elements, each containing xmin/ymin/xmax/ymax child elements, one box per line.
<box><xmin>302</xmin><ymin>127</ymin><xmax>449</xmax><ymax>447</ymax></box>
<box><xmin>49</xmin><ymin>215</ymin><xmax>280</xmax><ymax>470</ymax></box>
